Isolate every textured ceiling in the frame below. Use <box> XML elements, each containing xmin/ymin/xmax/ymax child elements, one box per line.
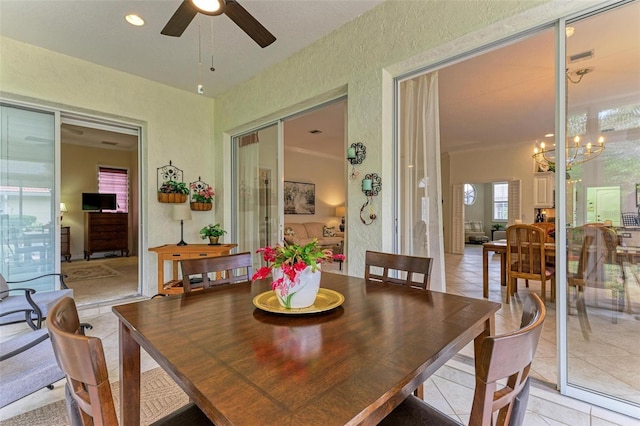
<box><xmin>4</xmin><ymin>1</ymin><xmax>638</xmax><ymax>155</ymax></box>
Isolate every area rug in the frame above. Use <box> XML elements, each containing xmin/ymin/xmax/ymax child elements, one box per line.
<box><xmin>1</xmin><ymin>368</ymin><xmax>188</xmax><ymax>426</ymax></box>
<box><xmin>62</xmin><ymin>263</ymin><xmax>121</xmax><ymax>283</ymax></box>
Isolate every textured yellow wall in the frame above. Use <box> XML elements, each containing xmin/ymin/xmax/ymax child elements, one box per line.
<box><xmin>212</xmin><ymin>0</ymin><xmax>565</xmax><ymax>278</ymax></box>
<box><xmin>1</xmin><ymin>36</ymin><xmax>215</xmax><ymax>295</ymax></box>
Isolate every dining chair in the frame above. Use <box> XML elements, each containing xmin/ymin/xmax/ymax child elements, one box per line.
<box><xmin>505</xmin><ymin>225</ymin><xmax>554</xmax><ymax>304</ymax></box>
<box><xmin>365</xmin><ymin>250</ymin><xmax>433</xmax><ymax>398</ymax></box>
<box><xmin>47</xmin><ymin>297</ymin><xmax>213</xmax><ymax>426</ymax></box>
<box><xmin>379</xmin><ymin>293</ymin><xmax>546</xmax><ymax>426</ymax></box>
<box><xmin>531</xmin><ymin>222</ymin><xmax>555</xmax><ymax>242</ymax></box>
<box><xmin>567</xmin><ymin>224</ymin><xmax>623</xmax><ymax>338</ymax></box>
<box><xmin>364</xmin><ymin>251</ymin><xmax>433</xmax><ymax>290</ymax></box>
<box><xmin>180</xmin><ymin>252</ymin><xmax>253</xmax><ymax>293</ymax></box>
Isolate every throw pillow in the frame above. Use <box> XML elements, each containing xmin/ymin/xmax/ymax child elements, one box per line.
<box><xmin>323</xmin><ymin>225</ymin><xmax>336</xmax><ymax>237</ymax></box>
<box><xmin>284</xmin><ymin>227</ymin><xmax>295</xmax><ymax>236</ymax></box>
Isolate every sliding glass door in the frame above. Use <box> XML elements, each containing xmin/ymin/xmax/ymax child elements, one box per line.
<box><xmin>0</xmin><ymin>104</ymin><xmax>58</xmax><ymax>290</ymax></box>
<box><xmin>232</xmin><ymin>123</ymin><xmax>281</xmax><ymax>270</ymax></box>
<box><xmin>561</xmin><ymin>2</ymin><xmax>640</xmax><ymax>415</ymax></box>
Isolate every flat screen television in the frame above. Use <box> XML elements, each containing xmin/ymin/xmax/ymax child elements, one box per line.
<box><xmin>82</xmin><ymin>193</ymin><xmax>117</xmax><ymax>211</ymax></box>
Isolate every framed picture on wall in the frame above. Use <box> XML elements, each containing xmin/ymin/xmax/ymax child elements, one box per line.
<box><xmin>636</xmin><ymin>183</ymin><xmax>640</xmax><ymax>206</ymax></box>
<box><xmin>284</xmin><ymin>181</ymin><xmax>315</xmax><ymax>214</ymax></box>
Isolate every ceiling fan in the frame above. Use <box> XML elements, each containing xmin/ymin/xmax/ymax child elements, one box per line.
<box><xmin>161</xmin><ymin>0</ymin><xmax>276</xmax><ymax>48</ymax></box>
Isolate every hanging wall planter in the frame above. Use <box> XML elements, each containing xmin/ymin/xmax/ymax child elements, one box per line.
<box><xmin>190</xmin><ymin>202</ymin><xmax>212</xmax><ymax>211</ymax></box>
<box><xmin>189</xmin><ymin>176</ymin><xmax>215</xmax><ymax>211</ymax></box>
<box><xmin>157</xmin><ymin>161</ymin><xmax>189</xmax><ymax>203</ymax></box>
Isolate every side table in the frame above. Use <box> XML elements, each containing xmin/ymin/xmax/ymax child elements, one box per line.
<box><xmin>61</xmin><ymin>226</ymin><xmax>71</xmax><ymax>262</ymax></box>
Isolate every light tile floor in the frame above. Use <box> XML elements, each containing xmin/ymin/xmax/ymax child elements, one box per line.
<box><xmin>1</xmin><ymin>253</ymin><xmax>639</xmax><ymax>425</ymax></box>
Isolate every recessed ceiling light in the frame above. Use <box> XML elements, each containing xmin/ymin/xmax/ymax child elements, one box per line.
<box><xmin>545</xmin><ymin>133</ymin><xmax>554</xmax><ymax>138</ymax></box>
<box><xmin>125</xmin><ymin>14</ymin><xmax>145</xmax><ymax>26</ymax></box>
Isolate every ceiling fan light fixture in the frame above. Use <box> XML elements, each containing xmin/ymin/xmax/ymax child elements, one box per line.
<box><xmin>192</xmin><ymin>0</ymin><xmax>225</xmax><ymax>15</ymax></box>
<box><xmin>125</xmin><ymin>14</ymin><xmax>145</xmax><ymax>26</ymax></box>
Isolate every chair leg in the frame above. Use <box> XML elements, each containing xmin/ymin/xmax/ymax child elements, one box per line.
<box><xmin>413</xmin><ymin>384</ymin><xmax>424</xmax><ymax>399</ymax></box>
<box><xmin>540</xmin><ymin>280</ymin><xmax>546</xmax><ymax>304</ymax></box>
<box><xmin>506</xmin><ymin>276</ymin><xmax>511</xmax><ymax>304</ymax></box>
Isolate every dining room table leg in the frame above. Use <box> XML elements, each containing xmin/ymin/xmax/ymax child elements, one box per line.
<box><xmin>119</xmin><ymin>320</ymin><xmax>141</xmax><ymax>425</ymax></box>
<box><xmin>473</xmin><ymin>315</ymin><xmax>495</xmax><ymax>372</ymax></box>
<box><xmin>483</xmin><ymin>245</ymin><xmax>490</xmax><ymax>298</ymax></box>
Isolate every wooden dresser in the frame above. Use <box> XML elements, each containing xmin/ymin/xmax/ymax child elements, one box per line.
<box><xmin>149</xmin><ymin>244</ymin><xmax>237</xmax><ymax>294</ymax></box>
<box><xmin>84</xmin><ymin>212</ymin><xmax>129</xmax><ymax>260</ymax></box>
<box><xmin>61</xmin><ymin>226</ymin><xmax>71</xmax><ymax>262</ymax></box>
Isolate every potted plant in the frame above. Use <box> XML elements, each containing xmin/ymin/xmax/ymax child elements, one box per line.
<box><xmin>158</xmin><ymin>180</ymin><xmax>189</xmax><ymax>203</ymax></box>
<box><xmin>190</xmin><ymin>183</ymin><xmax>215</xmax><ymax>211</ymax></box>
<box><xmin>251</xmin><ymin>240</ymin><xmax>345</xmax><ymax>309</ymax></box>
<box><xmin>199</xmin><ymin>223</ymin><xmax>226</xmax><ymax>245</ymax></box>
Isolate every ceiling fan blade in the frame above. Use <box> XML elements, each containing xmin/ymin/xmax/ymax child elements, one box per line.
<box><xmin>224</xmin><ymin>0</ymin><xmax>276</xmax><ymax>48</ymax></box>
<box><xmin>161</xmin><ymin>1</ymin><xmax>198</xmax><ymax>37</ymax></box>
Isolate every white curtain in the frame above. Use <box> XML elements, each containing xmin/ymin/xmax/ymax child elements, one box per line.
<box><xmin>237</xmin><ymin>133</ymin><xmax>261</xmax><ymax>269</ymax></box>
<box><xmin>399</xmin><ymin>72</ymin><xmax>445</xmax><ymax>290</ymax></box>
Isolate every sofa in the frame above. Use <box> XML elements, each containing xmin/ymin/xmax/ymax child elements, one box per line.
<box><xmin>464</xmin><ymin>220</ymin><xmax>488</xmax><ymax>243</ymax></box>
<box><xmin>284</xmin><ymin>222</ymin><xmax>343</xmax><ymax>252</ymax></box>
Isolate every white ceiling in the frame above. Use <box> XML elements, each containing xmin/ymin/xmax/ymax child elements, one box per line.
<box><xmin>4</xmin><ymin>1</ymin><xmax>639</xmax><ymax>155</ymax></box>
<box><xmin>0</xmin><ymin>0</ymin><xmax>383</xmax><ymax>98</ymax></box>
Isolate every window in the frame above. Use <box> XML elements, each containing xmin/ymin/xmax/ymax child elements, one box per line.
<box><xmin>98</xmin><ymin>167</ymin><xmax>128</xmax><ymax>212</ymax></box>
<box><xmin>463</xmin><ymin>183</ymin><xmax>476</xmax><ymax>205</ymax></box>
<box><xmin>492</xmin><ymin>182</ymin><xmax>508</xmax><ymax>221</ymax></box>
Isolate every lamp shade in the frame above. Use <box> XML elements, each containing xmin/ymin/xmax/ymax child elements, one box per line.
<box><xmin>172</xmin><ymin>204</ymin><xmax>192</xmax><ymax>221</ymax></box>
<box><xmin>335</xmin><ymin>206</ymin><xmax>346</xmax><ymax>217</ymax></box>
<box><xmin>60</xmin><ymin>202</ymin><xmax>68</xmax><ymax>213</ymax></box>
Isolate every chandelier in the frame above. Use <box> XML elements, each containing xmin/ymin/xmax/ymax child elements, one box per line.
<box><xmin>533</xmin><ymin>135</ymin><xmax>605</xmax><ymax>170</ymax></box>
<box><xmin>532</xmin><ymin>66</ymin><xmax>605</xmax><ymax>170</ymax></box>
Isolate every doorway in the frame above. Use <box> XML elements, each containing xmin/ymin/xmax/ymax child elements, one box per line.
<box><xmin>232</xmin><ymin>98</ymin><xmax>347</xmax><ymax>273</ymax></box>
<box><xmin>59</xmin><ymin>117</ymin><xmax>141</xmax><ymax>306</ymax></box>
<box><xmin>586</xmin><ymin>186</ymin><xmax>621</xmax><ymax>226</ymax></box>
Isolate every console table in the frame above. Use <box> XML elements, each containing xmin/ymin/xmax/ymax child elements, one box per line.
<box><xmin>149</xmin><ymin>243</ymin><xmax>238</xmax><ymax>295</ymax></box>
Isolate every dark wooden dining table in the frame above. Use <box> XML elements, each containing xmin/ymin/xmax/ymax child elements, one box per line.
<box><xmin>482</xmin><ymin>240</ymin><xmax>556</xmax><ymax>298</ymax></box>
<box><xmin>112</xmin><ymin>272</ymin><xmax>500</xmax><ymax>425</ymax></box>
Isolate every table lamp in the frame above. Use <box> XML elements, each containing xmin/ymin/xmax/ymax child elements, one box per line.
<box><xmin>172</xmin><ymin>204</ymin><xmax>192</xmax><ymax>246</ymax></box>
<box><xmin>60</xmin><ymin>202</ymin><xmax>68</xmax><ymax>222</ymax></box>
<box><xmin>335</xmin><ymin>206</ymin><xmax>346</xmax><ymax>232</ymax></box>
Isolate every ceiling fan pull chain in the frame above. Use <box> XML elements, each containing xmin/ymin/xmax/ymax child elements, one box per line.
<box><xmin>210</xmin><ymin>17</ymin><xmax>216</xmax><ymax>72</ymax></box>
<box><xmin>197</xmin><ymin>24</ymin><xmax>204</xmax><ymax>94</ymax></box>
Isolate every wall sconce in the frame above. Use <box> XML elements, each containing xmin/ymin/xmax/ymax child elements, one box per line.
<box><xmin>360</xmin><ymin>173</ymin><xmax>381</xmax><ymax>225</ymax></box>
<box><xmin>347</xmin><ymin>142</ymin><xmax>366</xmax><ymax>180</ymax></box>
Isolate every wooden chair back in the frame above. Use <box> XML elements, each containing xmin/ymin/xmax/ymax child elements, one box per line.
<box><xmin>47</xmin><ymin>297</ymin><xmax>117</xmax><ymax>425</ymax></box>
<box><xmin>531</xmin><ymin>222</ymin><xmax>555</xmax><ymax>242</ymax></box>
<box><xmin>380</xmin><ymin>294</ymin><xmax>545</xmax><ymax>426</ymax></box>
<box><xmin>506</xmin><ymin>225</ymin><xmax>554</xmax><ymax>303</ymax></box>
<box><xmin>364</xmin><ymin>251</ymin><xmax>433</xmax><ymax>290</ymax></box>
<box><xmin>469</xmin><ymin>293</ymin><xmax>546</xmax><ymax>425</ymax></box>
<box><xmin>180</xmin><ymin>252</ymin><xmax>253</xmax><ymax>293</ymax></box>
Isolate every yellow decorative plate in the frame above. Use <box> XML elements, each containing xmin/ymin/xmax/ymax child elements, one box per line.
<box><xmin>252</xmin><ymin>288</ymin><xmax>345</xmax><ymax>315</ymax></box>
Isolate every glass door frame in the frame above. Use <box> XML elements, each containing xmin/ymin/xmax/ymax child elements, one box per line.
<box><xmin>391</xmin><ymin>0</ymin><xmax>639</xmax><ymax>418</ymax></box>
<box><xmin>231</xmin><ymin>120</ymin><xmax>284</xmax><ymax>265</ymax></box>
<box><xmin>1</xmin><ymin>99</ymin><xmax>63</xmax><ymax>287</ymax></box>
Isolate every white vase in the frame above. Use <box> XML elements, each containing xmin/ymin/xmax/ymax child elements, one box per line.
<box><xmin>272</xmin><ymin>264</ymin><xmax>321</xmax><ymax>309</ymax></box>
